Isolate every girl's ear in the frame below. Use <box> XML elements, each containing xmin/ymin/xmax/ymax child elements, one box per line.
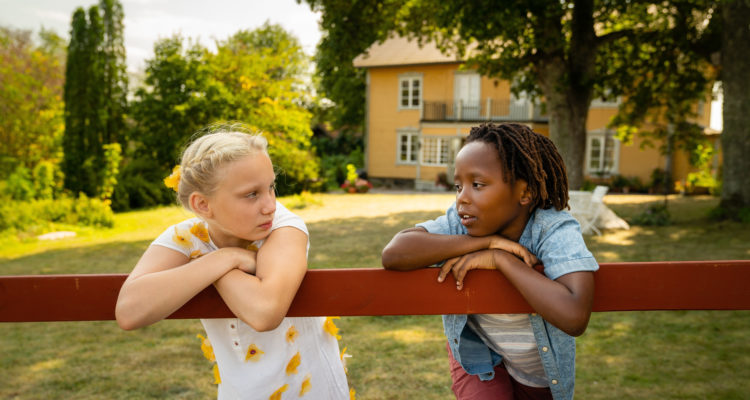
<box><xmin>190</xmin><ymin>192</ymin><xmax>212</xmax><ymax>219</ymax></box>
<box><xmin>517</xmin><ymin>180</ymin><xmax>532</xmax><ymax>206</ymax></box>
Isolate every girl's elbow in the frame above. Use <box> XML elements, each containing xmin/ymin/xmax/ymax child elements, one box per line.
<box><xmin>238</xmin><ymin>303</ymin><xmax>285</xmax><ymax>332</ymax></box>
<box><xmin>565</xmin><ymin>315</ymin><xmax>591</xmax><ymax>337</ymax></box>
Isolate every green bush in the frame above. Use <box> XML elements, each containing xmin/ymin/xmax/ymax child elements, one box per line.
<box><xmin>111</xmin><ymin>158</ymin><xmax>174</xmax><ymax>211</ymax></box>
<box><xmin>5</xmin><ymin>166</ymin><xmax>35</xmax><ymax>200</ymax></box>
<box><xmin>0</xmin><ymin>194</ymin><xmax>114</xmax><ymax>234</ymax></box>
<box><xmin>631</xmin><ymin>203</ymin><xmax>671</xmax><ymax>226</ymax></box>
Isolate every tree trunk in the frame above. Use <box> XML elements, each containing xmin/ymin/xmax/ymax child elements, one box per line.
<box><xmin>537</xmin><ymin>59</ymin><xmax>591</xmax><ymax>190</ymax></box>
<box><xmin>720</xmin><ymin>0</ymin><xmax>750</xmax><ymax>211</ymax></box>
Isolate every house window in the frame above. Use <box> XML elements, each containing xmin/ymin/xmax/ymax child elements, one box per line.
<box><xmin>399</xmin><ymin>75</ymin><xmax>422</xmax><ymax>109</ymax></box>
<box><xmin>421</xmin><ymin>137</ymin><xmax>450</xmax><ymax>166</ymax></box>
<box><xmin>585</xmin><ymin>131</ymin><xmax>620</xmax><ymax>176</ymax></box>
<box><xmin>397</xmin><ymin>131</ymin><xmax>419</xmax><ymax>164</ymax></box>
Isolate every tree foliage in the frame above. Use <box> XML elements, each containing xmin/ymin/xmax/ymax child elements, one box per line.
<box><xmin>123</xmin><ymin>23</ymin><xmax>319</xmax><ymax>209</ymax></box>
<box><xmin>63</xmin><ymin>1</ymin><xmax>127</xmax><ymax>197</ymax></box>
<box><xmin>306</xmin><ymin>0</ymin><xmax>726</xmax><ymax>190</ymax></box>
<box><xmin>0</xmin><ymin>27</ymin><xmax>65</xmax><ymax>179</ymax></box>
<box><xmin>208</xmin><ymin>23</ymin><xmax>320</xmax><ymax>195</ymax></box>
<box><xmin>605</xmin><ymin>1</ymin><xmax>721</xmax><ymax>193</ymax></box>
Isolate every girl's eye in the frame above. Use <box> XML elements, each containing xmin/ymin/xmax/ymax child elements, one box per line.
<box><xmin>454</xmin><ymin>184</ymin><xmax>462</xmax><ymax>192</ymax></box>
<box><xmin>472</xmin><ymin>182</ymin><xmax>483</xmax><ymax>188</ymax></box>
<box><xmin>246</xmin><ymin>192</ymin><xmax>258</xmax><ymax>199</ymax></box>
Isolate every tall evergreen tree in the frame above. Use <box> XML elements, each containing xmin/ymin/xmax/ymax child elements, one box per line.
<box><xmin>62</xmin><ymin>2</ymin><xmax>126</xmax><ymax>196</ymax></box>
<box><xmin>63</xmin><ymin>8</ymin><xmax>90</xmax><ymax>195</ymax></box>
<box><xmin>99</xmin><ymin>0</ymin><xmax>128</xmax><ymax>146</ymax></box>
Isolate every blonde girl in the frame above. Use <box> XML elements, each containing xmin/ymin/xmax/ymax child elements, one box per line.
<box><xmin>116</xmin><ymin>130</ymin><xmax>350</xmax><ymax>399</ymax></box>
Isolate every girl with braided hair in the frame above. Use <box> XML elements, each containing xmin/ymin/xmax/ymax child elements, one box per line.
<box><xmin>383</xmin><ymin>123</ymin><xmax>598</xmax><ymax>400</ymax></box>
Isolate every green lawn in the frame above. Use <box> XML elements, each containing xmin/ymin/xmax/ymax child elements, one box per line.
<box><xmin>1</xmin><ymin>193</ymin><xmax>749</xmax><ymax>399</ymax></box>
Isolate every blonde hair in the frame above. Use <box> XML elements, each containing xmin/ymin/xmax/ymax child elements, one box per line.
<box><xmin>176</xmin><ymin>130</ymin><xmax>268</xmax><ymax>211</ymax></box>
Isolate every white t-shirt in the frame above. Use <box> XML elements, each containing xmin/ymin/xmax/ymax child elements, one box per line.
<box><xmin>152</xmin><ymin>202</ymin><xmax>350</xmax><ymax>399</ymax></box>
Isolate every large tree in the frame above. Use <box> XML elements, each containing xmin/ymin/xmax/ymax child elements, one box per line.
<box><xmin>306</xmin><ymin>0</ymin><xmax>722</xmax><ymax>189</ymax></box>
<box><xmin>0</xmin><ymin>27</ymin><xmax>65</xmax><ymax>178</ymax></box>
<box><xmin>208</xmin><ymin>23</ymin><xmax>320</xmax><ymax>194</ymax></box>
<box><xmin>720</xmin><ymin>0</ymin><xmax>750</xmax><ymax>212</ymax></box>
<box><xmin>62</xmin><ymin>1</ymin><xmax>127</xmax><ymax>196</ymax></box>
<box><xmin>99</xmin><ymin>0</ymin><xmax>128</xmax><ymax>146</ymax></box>
<box><xmin>63</xmin><ymin>7</ymin><xmax>104</xmax><ymax>196</ymax></box>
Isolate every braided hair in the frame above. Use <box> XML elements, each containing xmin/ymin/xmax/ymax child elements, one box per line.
<box><xmin>465</xmin><ymin>123</ymin><xmax>569</xmax><ymax>211</ymax></box>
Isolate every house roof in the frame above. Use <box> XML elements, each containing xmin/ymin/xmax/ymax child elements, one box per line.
<box><xmin>353</xmin><ymin>36</ymin><xmax>463</xmax><ymax>68</ymax></box>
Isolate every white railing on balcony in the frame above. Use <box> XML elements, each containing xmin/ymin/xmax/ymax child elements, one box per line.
<box><xmin>422</xmin><ymin>99</ymin><xmax>547</xmax><ymax>122</ymax></box>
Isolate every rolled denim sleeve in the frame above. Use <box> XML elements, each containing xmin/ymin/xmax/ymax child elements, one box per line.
<box><xmin>532</xmin><ymin>212</ymin><xmax>599</xmax><ymax>280</ymax></box>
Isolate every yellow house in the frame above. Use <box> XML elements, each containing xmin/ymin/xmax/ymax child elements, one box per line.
<box><xmin>353</xmin><ymin>36</ymin><xmax>719</xmax><ymax>191</ymax></box>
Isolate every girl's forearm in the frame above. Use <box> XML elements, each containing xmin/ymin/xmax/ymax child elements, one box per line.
<box><xmin>492</xmin><ymin>251</ymin><xmax>594</xmax><ymax>336</ymax></box>
<box><xmin>382</xmin><ymin>228</ymin><xmax>491</xmax><ymax>270</ymax></box>
<box><xmin>115</xmin><ymin>249</ymin><xmax>239</xmax><ymax>330</ymax></box>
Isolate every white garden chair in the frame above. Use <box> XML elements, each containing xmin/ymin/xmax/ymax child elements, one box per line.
<box><xmin>570</xmin><ymin>185</ymin><xmax>609</xmax><ymax>236</ymax></box>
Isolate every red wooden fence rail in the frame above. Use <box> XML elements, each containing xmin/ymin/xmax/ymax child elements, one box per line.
<box><xmin>1</xmin><ymin>260</ymin><xmax>749</xmax><ymax>323</ymax></box>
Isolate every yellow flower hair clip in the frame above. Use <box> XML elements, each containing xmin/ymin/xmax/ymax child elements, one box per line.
<box><xmin>164</xmin><ymin>165</ymin><xmax>181</xmax><ymax>192</ymax></box>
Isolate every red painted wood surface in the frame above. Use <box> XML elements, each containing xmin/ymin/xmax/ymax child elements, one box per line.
<box><xmin>1</xmin><ymin>260</ymin><xmax>749</xmax><ymax>322</ymax></box>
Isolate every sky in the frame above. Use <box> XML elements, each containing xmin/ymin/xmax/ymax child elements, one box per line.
<box><xmin>0</xmin><ymin>0</ymin><xmax>322</xmax><ymax>74</ymax></box>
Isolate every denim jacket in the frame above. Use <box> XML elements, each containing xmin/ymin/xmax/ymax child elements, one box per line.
<box><xmin>417</xmin><ymin>204</ymin><xmax>599</xmax><ymax>400</ymax></box>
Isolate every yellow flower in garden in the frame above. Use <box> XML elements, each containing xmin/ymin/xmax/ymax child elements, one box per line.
<box><xmin>190</xmin><ymin>250</ymin><xmax>203</xmax><ymax>259</ymax></box>
<box><xmin>173</xmin><ymin>226</ymin><xmax>192</xmax><ymax>249</ymax></box>
<box><xmin>269</xmin><ymin>384</ymin><xmax>288</xmax><ymax>400</ymax></box>
<box><xmin>245</xmin><ymin>344</ymin><xmax>264</xmax><ymax>362</ymax></box>
<box><xmin>164</xmin><ymin>165</ymin><xmax>181</xmax><ymax>192</ymax></box>
<box><xmin>285</xmin><ymin>352</ymin><xmax>301</xmax><ymax>375</ymax></box>
<box><xmin>324</xmin><ymin>317</ymin><xmax>341</xmax><ymax>340</ymax></box>
<box><xmin>212</xmin><ymin>364</ymin><xmax>221</xmax><ymax>384</ymax></box>
<box><xmin>196</xmin><ymin>334</ymin><xmax>215</xmax><ymax>362</ymax></box>
<box><xmin>350</xmin><ymin>388</ymin><xmax>356</xmax><ymax>400</ymax></box>
<box><xmin>299</xmin><ymin>374</ymin><xmax>312</xmax><ymax>396</ymax></box>
<box><xmin>286</xmin><ymin>325</ymin><xmax>298</xmax><ymax>343</ymax></box>
<box><xmin>190</xmin><ymin>222</ymin><xmax>210</xmax><ymax>242</ymax></box>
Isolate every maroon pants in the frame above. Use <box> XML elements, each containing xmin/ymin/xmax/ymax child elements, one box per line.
<box><xmin>446</xmin><ymin>342</ymin><xmax>553</xmax><ymax>400</ymax></box>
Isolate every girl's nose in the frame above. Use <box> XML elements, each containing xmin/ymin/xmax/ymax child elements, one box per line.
<box><xmin>262</xmin><ymin>192</ymin><xmax>276</xmax><ymax>215</ymax></box>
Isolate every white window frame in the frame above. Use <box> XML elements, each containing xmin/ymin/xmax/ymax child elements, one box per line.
<box><xmin>585</xmin><ymin>129</ymin><xmax>620</xmax><ymax>176</ymax></box>
<box><xmin>398</xmin><ymin>73</ymin><xmax>423</xmax><ymax>110</ymax></box>
<box><xmin>396</xmin><ymin>129</ymin><xmax>419</xmax><ymax>165</ymax></box>
<box><xmin>421</xmin><ymin>136</ymin><xmax>451</xmax><ymax>166</ymax></box>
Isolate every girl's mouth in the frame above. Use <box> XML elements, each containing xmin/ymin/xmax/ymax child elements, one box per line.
<box><xmin>259</xmin><ymin>221</ymin><xmax>273</xmax><ymax>230</ymax></box>
<box><xmin>460</xmin><ymin>214</ymin><xmax>477</xmax><ymax>227</ymax></box>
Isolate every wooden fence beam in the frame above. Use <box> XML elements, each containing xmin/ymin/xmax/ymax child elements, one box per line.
<box><xmin>1</xmin><ymin>260</ymin><xmax>749</xmax><ymax>322</ymax></box>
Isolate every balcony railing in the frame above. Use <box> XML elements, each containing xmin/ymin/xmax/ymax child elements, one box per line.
<box><xmin>422</xmin><ymin>99</ymin><xmax>547</xmax><ymax>122</ymax></box>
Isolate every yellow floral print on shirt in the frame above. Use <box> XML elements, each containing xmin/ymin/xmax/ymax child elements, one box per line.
<box><xmin>190</xmin><ymin>221</ymin><xmax>210</xmax><ymax>242</ymax></box>
<box><xmin>286</xmin><ymin>325</ymin><xmax>298</xmax><ymax>343</ymax></box>
<box><xmin>269</xmin><ymin>384</ymin><xmax>288</xmax><ymax>400</ymax></box>
<box><xmin>196</xmin><ymin>334</ymin><xmax>215</xmax><ymax>362</ymax></box>
<box><xmin>286</xmin><ymin>352</ymin><xmax>301</xmax><ymax>375</ymax></box>
<box><xmin>245</xmin><ymin>344</ymin><xmax>264</xmax><ymax>362</ymax></box>
<box><xmin>247</xmin><ymin>243</ymin><xmax>259</xmax><ymax>252</ymax></box>
<box><xmin>173</xmin><ymin>226</ymin><xmax>192</xmax><ymax>249</ymax></box>
<box><xmin>324</xmin><ymin>317</ymin><xmax>341</xmax><ymax>340</ymax></box>
<box><xmin>299</xmin><ymin>374</ymin><xmax>312</xmax><ymax>396</ymax></box>
<box><xmin>212</xmin><ymin>364</ymin><xmax>221</xmax><ymax>384</ymax></box>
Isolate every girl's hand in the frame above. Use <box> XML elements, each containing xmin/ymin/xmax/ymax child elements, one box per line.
<box><xmin>438</xmin><ymin>249</ymin><xmax>499</xmax><ymax>290</ymax></box>
<box><xmin>488</xmin><ymin>235</ymin><xmax>538</xmax><ymax>267</ymax></box>
<box><xmin>222</xmin><ymin>247</ymin><xmax>257</xmax><ymax>275</ymax></box>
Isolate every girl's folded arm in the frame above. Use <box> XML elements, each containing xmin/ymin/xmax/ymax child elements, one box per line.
<box><xmin>115</xmin><ymin>246</ymin><xmax>245</xmax><ymax>330</ymax></box>
<box><xmin>382</xmin><ymin>227</ymin><xmax>492</xmax><ymax>270</ymax></box>
<box><xmin>493</xmin><ymin>251</ymin><xmax>595</xmax><ymax>336</ymax></box>
<box><xmin>213</xmin><ymin>226</ymin><xmax>308</xmax><ymax>332</ymax></box>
